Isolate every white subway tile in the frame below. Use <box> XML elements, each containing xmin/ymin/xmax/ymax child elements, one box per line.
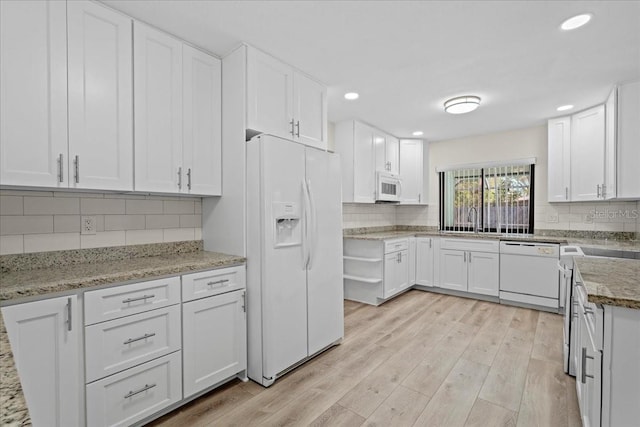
<box><xmin>0</xmin><ymin>190</ymin><xmax>53</xmax><ymax>197</ymax></box>
<box><xmin>24</xmin><ymin>196</ymin><xmax>80</xmax><ymax>215</ymax></box>
<box><xmin>80</xmin><ymin>231</ymin><xmax>125</xmax><ymax>249</ymax></box>
<box><xmin>163</xmin><ymin>228</ymin><xmax>195</xmax><ymax>242</ymax></box>
<box><xmin>164</xmin><ymin>200</ymin><xmax>195</xmax><ymax>214</ymax></box>
<box><xmin>24</xmin><ymin>233</ymin><xmax>80</xmax><ymax>253</ymax></box>
<box><xmin>623</xmin><ymin>222</ymin><xmax>638</xmax><ymax>232</ymax></box>
<box><xmin>179</xmin><ymin>214</ymin><xmax>201</xmax><ymax>228</ymax></box>
<box><xmin>81</xmin><ymin>198</ymin><xmax>125</xmax><ymax>214</ymax></box>
<box><xmin>1</xmin><ymin>216</ymin><xmax>53</xmax><ymax>235</ymax></box>
<box><xmin>194</xmin><ymin>228</ymin><xmax>202</xmax><ymax>240</ymax></box>
<box><xmin>54</xmin><ymin>215</ymin><xmax>80</xmax><ymax>233</ymax></box>
<box><xmin>0</xmin><ymin>235</ymin><xmax>23</xmax><ymax>255</ymax></box>
<box><xmin>125</xmin><ymin>229</ymin><xmax>164</xmax><ymax>245</ymax></box>
<box><xmin>145</xmin><ymin>215</ymin><xmax>179</xmax><ymax>229</ymax></box>
<box><xmin>0</xmin><ymin>196</ymin><xmax>23</xmax><ymax>215</ymax></box>
<box><xmin>194</xmin><ymin>200</ymin><xmax>202</xmax><ymax>214</ymax></box>
<box><xmin>104</xmin><ymin>215</ymin><xmax>145</xmax><ymax>231</ymax></box>
<box><xmin>125</xmin><ymin>199</ymin><xmax>163</xmax><ymax>214</ymax></box>
<box><xmin>593</xmin><ymin>222</ymin><xmax>624</xmax><ymax>232</ymax></box>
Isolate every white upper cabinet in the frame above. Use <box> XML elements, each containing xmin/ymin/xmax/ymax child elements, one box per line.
<box><xmin>183</xmin><ymin>45</ymin><xmax>222</xmax><ymax>196</ymax></box>
<box><xmin>335</xmin><ymin>120</ymin><xmax>376</xmax><ymax>203</ymax></box>
<box><xmin>246</xmin><ymin>46</ymin><xmax>327</xmax><ymax>149</ymax></box>
<box><xmin>134</xmin><ymin>22</ymin><xmax>183</xmax><ymax>193</ymax></box>
<box><xmin>615</xmin><ymin>81</ymin><xmax>640</xmax><ymax>199</ymax></box>
<box><xmin>571</xmin><ymin>105</ymin><xmax>605</xmax><ymax>201</ymax></box>
<box><xmin>67</xmin><ymin>1</ymin><xmax>133</xmax><ymax>191</ymax></box>
<box><xmin>547</xmin><ymin>117</ymin><xmax>571</xmax><ymax>202</ymax></box>
<box><xmin>374</xmin><ymin>132</ymin><xmax>399</xmax><ymax>174</ymax></box>
<box><xmin>399</xmin><ymin>139</ymin><xmax>426</xmax><ymax>204</ymax></box>
<box><xmin>1</xmin><ymin>0</ymin><xmax>68</xmax><ymax>187</ymax></box>
<box><xmin>385</xmin><ymin>135</ymin><xmax>400</xmax><ymax>175</ymax></box>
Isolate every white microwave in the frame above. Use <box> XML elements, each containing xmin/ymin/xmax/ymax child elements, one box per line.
<box><xmin>376</xmin><ymin>171</ymin><xmax>401</xmax><ymax>203</ymax></box>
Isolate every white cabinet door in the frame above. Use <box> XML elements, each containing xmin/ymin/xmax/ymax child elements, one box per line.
<box><xmin>439</xmin><ymin>249</ymin><xmax>467</xmax><ymax>291</ymax></box>
<box><xmin>416</xmin><ymin>237</ymin><xmax>435</xmax><ymax>286</ymax></box>
<box><xmin>67</xmin><ymin>1</ymin><xmax>133</xmax><ymax>191</ymax></box>
<box><xmin>2</xmin><ymin>296</ymin><xmax>80</xmax><ymax>427</ymax></box>
<box><xmin>353</xmin><ymin>122</ymin><xmax>375</xmax><ymax>202</ymax></box>
<box><xmin>467</xmin><ymin>251</ymin><xmax>499</xmax><ymax>296</ymax></box>
<box><xmin>616</xmin><ymin>81</ymin><xmax>640</xmax><ymax>199</ymax></box>
<box><xmin>246</xmin><ymin>47</ymin><xmax>293</xmax><ymax>140</ymax></box>
<box><xmin>571</xmin><ymin>105</ymin><xmax>605</xmax><ymax>201</ymax></box>
<box><xmin>183</xmin><ymin>45</ymin><xmax>222</xmax><ymax>196</ymax></box>
<box><xmin>397</xmin><ymin>249</ymin><xmax>410</xmax><ymax>291</ymax></box>
<box><xmin>400</xmin><ymin>139</ymin><xmax>424</xmax><ymax>204</ymax></box>
<box><xmin>408</xmin><ymin>238</ymin><xmax>416</xmax><ymax>286</ymax></box>
<box><xmin>183</xmin><ymin>290</ymin><xmax>246</xmax><ymax>398</ymax></box>
<box><xmin>293</xmin><ymin>72</ymin><xmax>327</xmax><ymax>150</ymax></box>
<box><xmin>386</xmin><ymin>135</ymin><xmax>400</xmax><ymax>175</ymax></box>
<box><xmin>374</xmin><ymin>130</ymin><xmax>387</xmax><ymax>172</ymax></box>
<box><xmin>383</xmin><ymin>252</ymin><xmax>399</xmax><ymax>298</ymax></box>
<box><xmin>134</xmin><ymin>22</ymin><xmax>183</xmax><ymax>193</ymax></box>
<box><xmin>0</xmin><ymin>0</ymin><xmax>68</xmax><ymax>187</ymax></box>
<box><xmin>604</xmin><ymin>87</ymin><xmax>617</xmax><ymax>200</ymax></box>
<box><xmin>547</xmin><ymin>117</ymin><xmax>571</xmax><ymax>202</ymax></box>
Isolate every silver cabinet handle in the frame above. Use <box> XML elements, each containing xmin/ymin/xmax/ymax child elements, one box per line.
<box><xmin>597</xmin><ymin>184</ymin><xmax>601</xmax><ymax>198</ymax></box>
<box><xmin>124</xmin><ymin>383</ymin><xmax>156</xmax><ymax>399</ymax></box>
<box><xmin>429</xmin><ymin>239</ymin><xmax>432</xmax><ymax>249</ymax></box>
<box><xmin>58</xmin><ymin>154</ymin><xmax>64</xmax><ymax>183</ymax></box>
<box><xmin>187</xmin><ymin>168</ymin><xmax>192</xmax><ymax>190</ymax></box>
<box><xmin>295</xmin><ymin>120</ymin><xmax>300</xmax><ymax>137</ymax></box>
<box><xmin>464</xmin><ymin>252</ymin><xmax>466</xmax><ymax>262</ymax></box>
<box><xmin>74</xmin><ymin>155</ymin><xmax>79</xmax><ymax>183</ymax></box>
<box><xmin>122</xmin><ymin>294</ymin><xmax>155</xmax><ymax>304</ymax></box>
<box><xmin>177</xmin><ymin>167</ymin><xmax>182</xmax><ymax>189</ymax></box>
<box><xmin>66</xmin><ymin>297</ymin><xmax>72</xmax><ymax>331</ymax></box>
<box><xmin>419</xmin><ymin>193</ymin><xmax>421</xmax><ymax>203</ymax></box>
<box><xmin>289</xmin><ymin>119</ymin><xmax>295</xmax><ymax>135</ymax></box>
<box><xmin>581</xmin><ymin>347</ymin><xmax>594</xmax><ymax>383</ymax></box>
<box><xmin>242</xmin><ymin>292</ymin><xmax>246</xmax><ymax>313</ymax></box>
<box><xmin>123</xmin><ymin>332</ymin><xmax>156</xmax><ymax>345</ymax></box>
<box><xmin>207</xmin><ymin>279</ymin><xmax>229</xmax><ymax>287</ymax></box>
<box><xmin>584</xmin><ymin>307</ymin><xmax>594</xmax><ymax>314</ymax></box>
<box><xmin>565</xmin><ymin>187</ymin><xmax>568</xmax><ymax>200</ymax></box>
<box><xmin>468</xmin><ymin>252</ymin><xmax>471</xmax><ymax>263</ymax></box>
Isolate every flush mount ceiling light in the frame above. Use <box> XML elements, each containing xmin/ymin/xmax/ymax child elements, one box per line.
<box><xmin>444</xmin><ymin>95</ymin><xmax>481</xmax><ymax>114</ymax></box>
<box><xmin>412</xmin><ymin>131</ymin><xmax>424</xmax><ymax>136</ymax></box>
<box><xmin>561</xmin><ymin>13</ymin><xmax>592</xmax><ymax>31</ymax></box>
<box><xmin>557</xmin><ymin>104</ymin><xmax>574</xmax><ymax>111</ymax></box>
<box><xmin>344</xmin><ymin>92</ymin><xmax>359</xmax><ymax>100</ymax></box>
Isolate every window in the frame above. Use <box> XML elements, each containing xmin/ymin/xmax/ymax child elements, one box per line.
<box><xmin>439</xmin><ymin>163</ymin><xmax>535</xmax><ymax>234</ymax></box>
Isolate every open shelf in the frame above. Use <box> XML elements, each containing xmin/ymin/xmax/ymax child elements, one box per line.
<box><xmin>343</xmin><ymin>256</ymin><xmax>382</xmax><ymax>263</ymax></box>
<box><xmin>343</xmin><ymin>274</ymin><xmax>382</xmax><ymax>284</ymax></box>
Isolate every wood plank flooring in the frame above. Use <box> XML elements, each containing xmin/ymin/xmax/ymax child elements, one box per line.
<box><xmin>150</xmin><ymin>290</ymin><xmax>581</xmax><ymax>427</ymax></box>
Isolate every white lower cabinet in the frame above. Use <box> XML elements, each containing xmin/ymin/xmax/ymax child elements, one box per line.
<box><xmin>439</xmin><ymin>249</ymin><xmax>467</xmax><ymax>292</ymax></box>
<box><xmin>415</xmin><ymin>237</ymin><xmax>437</xmax><ymax>287</ymax></box>
<box><xmin>383</xmin><ymin>249</ymin><xmax>409</xmax><ymax>298</ymax></box>
<box><xmin>2</xmin><ymin>296</ymin><xmax>81</xmax><ymax>427</ymax></box>
<box><xmin>182</xmin><ymin>289</ymin><xmax>247</xmax><ymax>398</ymax></box>
<box><xmin>438</xmin><ymin>239</ymin><xmax>499</xmax><ymax>296</ymax></box>
<box><xmin>467</xmin><ymin>252</ymin><xmax>499</xmax><ymax>296</ymax></box>
<box><xmin>86</xmin><ymin>351</ymin><xmax>182</xmax><ymax>427</ymax></box>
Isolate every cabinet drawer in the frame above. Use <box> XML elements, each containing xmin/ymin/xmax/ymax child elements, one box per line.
<box><xmin>85</xmin><ymin>305</ymin><xmax>181</xmax><ymax>383</ymax></box>
<box><xmin>182</xmin><ymin>266</ymin><xmax>246</xmax><ymax>302</ymax></box>
<box><xmin>86</xmin><ymin>351</ymin><xmax>182</xmax><ymax>427</ymax></box>
<box><xmin>384</xmin><ymin>239</ymin><xmax>408</xmax><ymax>254</ymax></box>
<box><xmin>84</xmin><ymin>277</ymin><xmax>181</xmax><ymax>325</ymax></box>
<box><xmin>440</xmin><ymin>238</ymin><xmax>499</xmax><ymax>253</ymax></box>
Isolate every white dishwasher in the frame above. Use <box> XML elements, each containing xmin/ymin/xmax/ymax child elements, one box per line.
<box><xmin>499</xmin><ymin>241</ymin><xmax>560</xmax><ymax>311</ymax></box>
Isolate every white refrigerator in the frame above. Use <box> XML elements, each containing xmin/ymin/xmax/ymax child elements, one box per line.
<box><xmin>246</xmin><ymin>134</ymin><xmax>344</xmax><ymax>387</ymax></box>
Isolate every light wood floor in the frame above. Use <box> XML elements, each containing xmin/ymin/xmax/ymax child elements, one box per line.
<box><xmin>150</xmin><ymin>290</ymin><xmax>582</xmax><ymax>427</ymax></box>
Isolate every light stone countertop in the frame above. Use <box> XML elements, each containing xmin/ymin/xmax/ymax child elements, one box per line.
<box><xmin>0</xmin><ymin>245</ymin><xmax>245</xmax><ymax>427</ymax></box>
<box><xmin>575</xmin><ymin>257</ymin><xmax>640</xmax><ymax>309</ymax></box>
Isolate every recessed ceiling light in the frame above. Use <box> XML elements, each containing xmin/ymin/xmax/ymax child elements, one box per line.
<box><xmin>561</xmin><ymin>13</ymin><xmax>592</xmax><ymax>31</ymax></box>
<box><xmin>557</xmin><ymin>104</ymin><xmax>574</xmax><ymax>111</ymax></box>
<box><xmin>344</xmin><ymin>92</ymin><xmax>359</xmax><ymax>100</ymax></box>
<box><xmin>444</xmin><ymin>95</ymin><xmax>481</xmax><ymax>114</ymax></box>
<box><xmin>412</xmin><ymin>131</ymin><xmax>424</xmax><ymax>136</ymax></box>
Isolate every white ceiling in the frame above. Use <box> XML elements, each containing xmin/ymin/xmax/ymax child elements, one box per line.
<box><xmin>102</xmin><ymin>0</ymin><xmax>640</xmax><ymax>141</ymax></box>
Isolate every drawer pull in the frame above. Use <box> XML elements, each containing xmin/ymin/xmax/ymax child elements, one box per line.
<box><xmin>124</xmin><ymin>383</ymin><xmax>156</xmax><ymax>399</ymax></box>
<box><xmin>123</xmin><ymin>332</ymin><xmax>156</xmax><ymax>345</ymax></box>
<box><xmin>207</xmin><ymin>279</ymin><xmax>229</xmax><ymax>287</ymax></box>
<box><xmin>122</xmin><ymin>294</ymin><xmax>155</xmax><ymax>304</ymax></box>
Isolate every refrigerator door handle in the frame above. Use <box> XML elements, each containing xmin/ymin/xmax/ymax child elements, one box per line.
<box><xmin>302</xmin><ymin>180</ymin><xmax>312</xmax><ymax>270</ymax></box>
<box><xmin>306</xmin><ymin>179</ymin><xmax>316</xmax><ymax>270</ymax></box>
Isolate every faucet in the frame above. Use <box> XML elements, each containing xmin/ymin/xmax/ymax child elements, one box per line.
<box><xmin>467</xmin><ymin>207</ymin><xmax>479</xmax><ymax>233</ymax></box>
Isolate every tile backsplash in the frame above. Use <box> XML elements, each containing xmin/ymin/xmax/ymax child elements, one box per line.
<box><xmin>0</xmin><ymin>190</ymin><xmax>202</xmax><ymax>255</ymax></box>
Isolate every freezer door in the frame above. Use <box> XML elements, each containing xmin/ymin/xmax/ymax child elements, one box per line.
<box><xmin>260</xmin><ymin>136</ymin><xmax>309</xmax><ymax>379</ymax></box>
<box><xmin>305</xmin><ymin>148</ymin><xmax>344</xmax><ymax>355</ymax></box>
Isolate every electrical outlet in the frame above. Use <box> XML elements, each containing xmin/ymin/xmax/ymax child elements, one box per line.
<box><xmin>81</xmin><ymin>216</ymin><xmax>96</xmax><ymax>235</ymax></box>
<box><xmin>547</xmin><ymin>213</ymin><xmax>559</xmax><ymax>223</ymax></box>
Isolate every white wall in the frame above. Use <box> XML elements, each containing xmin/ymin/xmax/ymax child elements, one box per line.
<box><xmin>0</xmin><ymin>190</ymin><xmax>202</xmax><ymax>255</ymax></box>
<box><xmin>343</xmin><ymin>124</ymin><xmax>639</xmax><ymax>233</ymax></box>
